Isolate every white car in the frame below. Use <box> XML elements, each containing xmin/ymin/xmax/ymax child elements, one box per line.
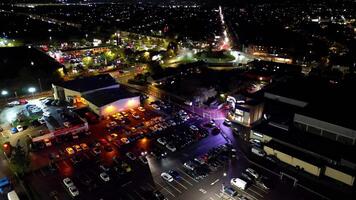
<box><xmin>161</xmin><ymin>172</ymin><xmax>174</xmax><ymax>182</ymax></box>
<box><xmin>138</xmin><ymin>106</ymin><xmax>145</xmax><ymax>112</ymax></box>
<box><xmin>151</xmin><ymin>104</ymin><xmax>160</xmax><ymax>110</ymax></box>
<box><xmin>224</xmin><ymin>119</ymin><xmax>232</xmax><ymax>126</ymax></box>
<box><xmin>132</xmin><ymin>112</ymin><xmax>140</xmax><ymax>119</ymax></box>
<box><xmin>126</xmin><ymin>152</ymin><xmax>136</xmax><ymax>160</ymax></box>
<box><xmin>63</xmin><ymin>177</ymin><xmax>74</xmax><ymax>187</ymax></box>
<box><xmin>246</xmin><ymin>168</ymin><xmax>259</xmax><ymax>179</ymax></box>
<box><xmin>157</xmin><ymin>138</ymin><xmax>167</xmax><ymax>145</ymax></box>
<box><xmin>139</xmin><ymin>156</ymin><xmax>148</xmax><ymax>164</ymax></box>
<box><xmin>100</xmin><ymin>172</ymin><xmax>110</xmax><ymax>182</ymax></box>
<box><xmin>16</xmin><ymin>125</ymin><xmax>24</xmax><ymax>132</ymax></box>
<box><xmin>166</xmin><ymin>144</ymin><xmax>176</xmax><ymax>152</ymax></box>
<box><xmin>43</xmin><ymin>111</ymin><xmax>50</xmax><ymax>117</ymax></box>
<box><xmin>68</xmin><ymin>185</ymin><xmax>79</xmax><ymax>197</ymax></box>
<box><xmin>189</xmin><ymin>125</ymin><xmax>199</xmax><ymax>131</ymax></box>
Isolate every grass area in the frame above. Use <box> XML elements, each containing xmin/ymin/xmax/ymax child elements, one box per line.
<box><xmin>194</xmin><ymin>50</ymin><xmax>235</xmax><ymax>63</ymax></box>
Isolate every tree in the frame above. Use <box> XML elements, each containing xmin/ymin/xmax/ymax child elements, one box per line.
<box><xmin>10</xmin><ymin>145</ymin><xmax>29</xmax><ymax>176</ymax></box>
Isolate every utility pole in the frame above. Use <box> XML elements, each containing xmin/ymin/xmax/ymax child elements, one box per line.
<box><xmin>38</xmin><ymin>78</ymin><xmax>43</xmax><ymax>92</ymax></box>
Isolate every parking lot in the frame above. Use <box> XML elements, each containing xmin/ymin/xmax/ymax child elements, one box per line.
<box><xmin>15</xmin><ymin>95</ymin><xmax>327</xmax><ymax>200</ymax></box>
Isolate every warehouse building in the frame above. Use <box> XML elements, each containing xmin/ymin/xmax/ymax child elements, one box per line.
<box><xmin>52</xmin><ymin>74</ymin><xmax>140</xmax><ymax>117</ymax></box>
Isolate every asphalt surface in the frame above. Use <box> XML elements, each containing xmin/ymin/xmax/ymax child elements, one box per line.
<box><xmin>21</xmin><ymin>99</ymin><xmax>330</xmax><ymax>200</ymax></box>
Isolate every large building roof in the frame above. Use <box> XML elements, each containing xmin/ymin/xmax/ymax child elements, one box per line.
<box><xmin>83</xmin><ymin>87</ymin><xmax>139</xmax><ymax>107</ymax></box>
<box><xmin>55</xmin><ymin>74</ymin><xmax>118</xmax><ymax>93</ymax></box>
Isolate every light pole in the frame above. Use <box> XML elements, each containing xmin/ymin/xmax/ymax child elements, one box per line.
<box><xmin>28</xmin><ymin>87</ymin><xmax>36</xmax><ymax>98</ymax></box>
<box><xmin>1</xmin><ymin>90</ymin><xmax>8</xmax><ymax>103</ymax></box>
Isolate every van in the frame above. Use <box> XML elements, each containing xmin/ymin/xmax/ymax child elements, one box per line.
<box><xmin>231</xmin><ymin>178</ymin><xmax>247</xmax><ymax>190</ymax></box>
<box><xmin>7</xmin><ymin>190</ymin><xmax>20</xmax><ymax>200</ymax></box>
<box><xmin>251</xmin><ymin>147</ymin><xmax>266</xmax><ymax>157</ymax></box>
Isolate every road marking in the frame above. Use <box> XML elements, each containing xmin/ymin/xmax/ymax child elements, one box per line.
<box><xmin>134</xmin><ymin>190</ymin><xmax>146</xmax><ymax>200</ymax></box>
<box><xmin>177</xmin><ymin>168</ymin><xmax>199</xmax><ymax>182</ymax></box>
<box><xmin>126</xmin><ymin>194</ymin><xmax>135</xmax><ymax>200</ymax></box>
<box><xmin>174</xmin><ymin>180</ymin><xmax>188</xmax><ymax>190</ymax></box>
<box><xmin>146</xmin><ymin>183</ymin><xmax>155</xmax><ymax>190</ymax></box>
<box><xmin>209</xmin><ymin>197</ymin><xmax>216</xmax><ymax>200</ymax></box>
<box><xmin>167</xmin><ymin>182</ymin><xmax>182</xmax><ymax>193</ymax></box>
<box><xmin>251</xmin><ymin>184</ymin><xmax>268</xmax><ymax>193</ymax></box>
<box><xmin>247</xmin><ymin>187</ymin><xmax>263</xmax><ymax>198</ymax></box>
<box><xmin>199</xmin><ymin>188</ymin><xmax>207</xmax><ymax>194</ymax></box>
<box><xmin>121</xmin><ymin>181</ymin><xmax>133</xmax><ymax>187</ymax></box>
<box><xmin>156</xmin><ymin>182</ymin><xmax>175</xmax><ymax>197</ymax></box>
<box><xmin>211</xmin><ymin>179</ymin><xmax>220</xmax><ymax>186</ymax></box>
<box><xmin>215</xmin><ymin>193</ymin><xmax>220</xmax><ymax>198</ymax></box>
<box><xmin>180</xmin><ymin>177</ymin><xmax>193</xmax><ymax>186</ymax></box>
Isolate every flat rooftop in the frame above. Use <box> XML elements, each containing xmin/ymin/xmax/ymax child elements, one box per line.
<box><xmin>83</xmin><ymin>87</ymin><xmax>139</xmax><ymax>107</ymax></box>
<box><xmin>55</xmin><ymin>74</ymin><xmax>118</xmax><ymax>93</ymax></box>
<box><xmin>254</xmin><ymin>121</ymin><xmax>356</xmax><ymax>168</ymax></box>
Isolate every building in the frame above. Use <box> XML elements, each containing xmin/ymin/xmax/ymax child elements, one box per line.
<box><xmin>53</xmin><ymin>74</ymin><xmax>140</xmax><ymax>117</ymax></box>
<box><xmin>226</xmin><ymin>95</ymin><xmax>264</xmax><ymax>127</ymax></box>
<box><xmin>250</xmin><ymin>77</ymin><xmax>356</xmax><ymax>186</ymax></box>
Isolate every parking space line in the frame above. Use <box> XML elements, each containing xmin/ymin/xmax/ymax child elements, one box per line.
<box><xmin>247</xmin><ymin>188</ymin><xmax>264</xmax><ymax>198</ymax></box>
<box><xmin>134</xmin><ymin>190</ymin><xmax>146</xmax><ymax>200</ymax></box>
<box><xmin>126</xmin><ymin>193</ymin><xmax>136</xmax><ymax>200</ymax></box>
<box><xmin>177</xmin><ymin>168</ymin><xmax>199</xmax><ymax>183</ymax></box>
<box><xmin>180</xmin><ymin>177</ymin><xmax>193</xmax><ymax>186</ymax></box>
<box><xmin>251</xmin><ymin>184</ymin><xmax>268</xmax><ymax>193</ymax></box>
<box><xmin>174</xmin><ymin>180</ymin><xmax>188</xmax><ymax>190</ymax></box>
<box><xmin>167</xmin><ymin>182</ymin><xmax>182</xmax><ymax>193</ymax></box>
<box><xmin>156</xmin><ymin>182</ymin><xmax>175</xmax><ymax>197</ymax></box>
<box><xmin>146</xmin><ymin>183</ymin><xmax>155</xmax><ymax>190</ymax></box>
<box><xmin>209</xmin><ymin>197</ymin><xmax>216</xmax><ymax>200</ymax></box>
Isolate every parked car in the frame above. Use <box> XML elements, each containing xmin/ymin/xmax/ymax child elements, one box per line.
<box><xmin>189</xmin><ymin>125</ymin><xmax>199</xmax><ymax>131</ymax></box>
<box><xmin>68</xmin><ymin>185</ymin><xmax>79</xmax><ymax>197</ymax></box>
<box><xmin>161</xmin><ymin>172</ymin><xmax>174</xmax><ymax>182</ymax></box>
<box><xmin>168</xmin><ymin>170</ymin><xmax>181</xmax><ymax>180</ymax></box>
<box><xmin>246</xmin><ymin>168</ymin><xmax>259</xmax><ymax>179</ymax></box>
<box><xmin>223</xmin><ymin>118</ymin><xmax>232</xmax><ymax>126</ymax></box>
<box><xmin>16</xmin><ymin>125</ymin><xmax>24</xmax><ymax>132</ymax></box>
<box><xmin>251</xmin><ymin>147</ymin><xmax>266</xmax><ymax>157</ymax></box>
<box><xmin>126</xmin><ymin>152</ymin><xmax>137</xmax><ymax>160</ymax></box>
<box><xmin>223</xmin><ymin>186</ymin><xmax>237</xmax><ymax>197</ymax></box>
<box><xmin>63</xmin><ymin>177</ymin><xmax>74</xmax><ymax>187</ymax></box>
<box><xmin>99</xmin><ymin>172</ymin><xmax>110</xmax><ymax>182</ymax></box>
<box><xmin>139</xmin><ymin>156</ymin><xmax>148</xmax><ymax>164</ymax></box>
<box><xmin>231</xmin><ymin>178</ymin><xmax>247</xmax><ymax>190</ymax></box>
<box><xmin>166</xmin><ymin>143</ymin><xmax>177</xmax><ymax>152</ymax></box>
<box><xmin>157</xmin><ymin>137</ymin><xmax>167</xmax><ymax>145</ymax></box>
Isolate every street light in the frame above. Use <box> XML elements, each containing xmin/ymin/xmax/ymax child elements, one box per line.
<box><xmin>28</xmin><ymin>87</ymin><xmax>36</xmax><ymax>97</ymax></box>
<box><xmin>1</xmin><ymin>90</ymin><xmax>8</xmax><ymax>96</ymax></box>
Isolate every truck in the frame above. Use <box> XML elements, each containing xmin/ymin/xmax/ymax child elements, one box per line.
<box><xmin>251</xmin><ymin>147</ymin><xmax>266</xmax><ymax>157</ymax></box>
<box><xmin>231</xmin><ymin>178</ymin><xmax>247</xmax><ymax>190</ymax></box>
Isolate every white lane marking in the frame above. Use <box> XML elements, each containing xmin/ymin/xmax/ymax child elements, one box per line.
<box><xmin>209</xmin><ymin>197</ymin><xmax>216</xmax><ymax>200</ymax></box>
<box><xmin>156</xmin><ymin>182</ymin><xmax>175</xmax><ymax>197</ymax></box>
<box><xmin>134</xmin><ymin>190</ymin><xmax>146</xmax><ymax>200</ymax></box>
<box><xmin>199</xmin><ymin>188</ymin><xmax>207</xmax><ymax>194</ymax></box>
<box><xmin>211</xmin><ymin>179</ymin><xmax>220</xmax><ymax>186</ymax></box>
<box><xmin>174</xmin><ymin>180</ymin><xmax>188</xmax><ymax>190</ymax></box>
<box><xmin>177</xmin><ymin>168</ymin><xmax>199</xmax><ymax>182</ymax></box>
<box><xmin>167</xmin><ymin>182</ymin><xmax>182</xmax><ymax>193</ymax></box>
<box><xmin>214</xmin><ymin>193</ymin><xmax>221</xmax><ymax>198</ymax></box>
<box><xmin>180</xmin><ymin>177</ymin><xmax>193</xmax><ymax>186</ymax></box>
<box><xmin>251</xmin><ymin>184</ymin><xmax>268</xmax><ymax>193</ymax></box>
<box><xmin>146</xmin><ymin>183</ymin><xmax>155</xmax><ymax>190</ymax></box>
<box><xmin>247</xmin><ymin>187</ymin><xmax>264</xmax><ymax>198</ymax></box>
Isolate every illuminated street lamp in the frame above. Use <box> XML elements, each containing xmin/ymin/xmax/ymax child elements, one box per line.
<box><xmin>28</xmin><ymin>87</ymin><xmax>36</xmax><ymax>97</ymax></box>
<box><xmin>1</xmin><ymin>90</ymin><xmax>8</xmax><ymax>96</ymax></box>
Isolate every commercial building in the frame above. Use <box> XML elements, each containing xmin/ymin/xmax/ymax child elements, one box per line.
<box><xmin>250</xmin><ymin>77</ymin><xmax>356</xmax><ymax>186</ymax></box>
<box><xmin>226</xmin><ymin>95</ymin><xmax>263</xmax><ymax>127</ymax></box>
<box><xmin>52</xmin><ymin>74</ymin><xmax>140</xmax><ymax>117</ymax></box>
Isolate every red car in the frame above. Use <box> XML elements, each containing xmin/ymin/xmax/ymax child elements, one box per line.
<box><xmin>19</xmin><ymin>99</ymin><xmax>28</xmax><ymax>105</ymax></box>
